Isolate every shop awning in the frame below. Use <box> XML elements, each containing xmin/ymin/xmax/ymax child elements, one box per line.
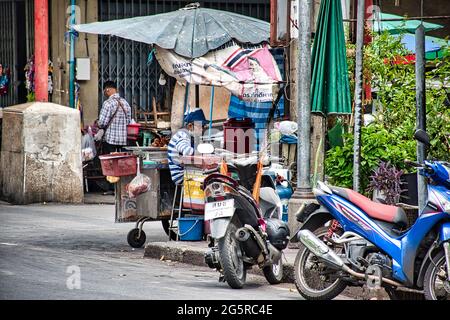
<box><xmin>311</xmin><ymin>0</ymin><xmax>351</xmax><ymax>115</ymax></box>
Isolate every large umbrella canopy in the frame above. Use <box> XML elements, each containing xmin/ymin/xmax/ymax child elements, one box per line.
<box><xmin>394</xmin><ymin>33</ymin><xmax>450</xmax><ymax>60</ymax></box>
<box><xmin>372</xmin><ymin>13</ymin><xmax>443</xmax><ymax>34</ymax></box>
<box><xmin>73</xmin><ymin>3</ymin><xmax>270</xmax><ymax>59</ymax></box>
<box><xmin>311</xmin><ymin>0</ymin><xmax>351</xmax><ymax>115</ymax></box>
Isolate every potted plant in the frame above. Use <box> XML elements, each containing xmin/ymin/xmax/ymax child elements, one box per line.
<box><xmin>366</xmin><ymin>161</ymin><xmax>406</xmax><ymax>205</ymax></box>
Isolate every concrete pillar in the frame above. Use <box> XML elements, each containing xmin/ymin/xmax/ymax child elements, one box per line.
<box><xmin>34</xmin><ymin>0</ymin><xmax>49</xmax><ymax>101</ymax></box>
<box><xmin>1</xmin><ymin>102</ymin><xmax>83</xmax><ymax>204</ymax></box>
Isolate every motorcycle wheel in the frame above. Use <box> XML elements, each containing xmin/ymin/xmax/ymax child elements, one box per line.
<box><xmin>263</xmin><ymin>257</ymin><xmax>283</xmax><ymax>284</ymax></box>
<box><xmin>294</xmin><ymin>226</ymin><xmax>347</xmax><ymax>300</ymax></box>
<box><xmin>424</xmin><ymin>250</ymin><xmax>450</xmax><ymax>300</ymax></box>
<box><xmin>218</xmin><ymin>220</ymin><xmax>246</xmax><ymax>289</ymax></box>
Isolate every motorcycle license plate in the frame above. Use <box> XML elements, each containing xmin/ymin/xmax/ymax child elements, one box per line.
<box><xmin>204</xmin><ymin>199</ymin><xmax>234</xmax><ymax>221</ymax></box>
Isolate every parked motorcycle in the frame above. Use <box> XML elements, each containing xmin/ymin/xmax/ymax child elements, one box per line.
<box><xmin>292</xmin><ymin>129</ymin><xmax>450</xmax><ymax>300</ymax></box>
<box><xmin>200</xmin><ymin>145</ymin><xmax>291</xmax><ymax>289</ymax></box>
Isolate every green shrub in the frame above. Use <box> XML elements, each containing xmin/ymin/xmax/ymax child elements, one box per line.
<box><xmin>325</xmin><ymin>32</ymin><xmax>450</xmax><ymax>192</ymax></box>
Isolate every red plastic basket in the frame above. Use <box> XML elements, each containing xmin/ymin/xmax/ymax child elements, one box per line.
<box><xmin>99</xmin><ymin>153</ymin><xmax>137</xmax><ymax>177</ymax></box>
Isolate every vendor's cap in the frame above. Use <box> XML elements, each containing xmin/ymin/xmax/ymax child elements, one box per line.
<box><xmin>184</xmin><ymin>108</ymin><xmax>208</xmax><ymax>125</ymax></box>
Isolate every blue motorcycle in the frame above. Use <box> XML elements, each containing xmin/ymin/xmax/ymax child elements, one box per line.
<box><xmin>293</xmin><ymin>130</ymin><xmax>450</xmax><ymax>300</ymax></box>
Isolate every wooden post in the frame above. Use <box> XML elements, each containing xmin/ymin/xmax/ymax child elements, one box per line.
<box><xmin>34</xmin><ymin>0</ymin><xmax>49</xmax><ymax>102</ymax></box>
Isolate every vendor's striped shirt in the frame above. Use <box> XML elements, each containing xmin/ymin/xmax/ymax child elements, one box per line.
<box><xmin>167</xmin><ymin>129</ymin><xmax>194</xmax><ymax>185</ymax></box>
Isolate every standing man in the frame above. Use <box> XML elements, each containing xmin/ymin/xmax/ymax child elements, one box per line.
<box><xmin>96</xmin><ymin>80</ymin><xmax>132</xmax><ymax>154</ymax></box>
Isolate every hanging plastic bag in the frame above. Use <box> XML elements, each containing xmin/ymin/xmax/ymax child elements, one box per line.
<box><xmin>275</xmin><ymin>121</ymin><xmax>298</xmax><ymax>136</ymax></box>
<box><xmin>81</xmin><ymin>130</ymin><xmax>97</xmax><ymax>162</ymax></box>
<box><xmin>127</xmin><ymin>159</ymin><xmax>151</xmax><ymax>198</ymax></box>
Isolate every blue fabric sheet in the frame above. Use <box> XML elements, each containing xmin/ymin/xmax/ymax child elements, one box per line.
<box><xmin>227</xmin><ymin>48</ymin><xmax>285</xmax><ymax>150</ymax></box>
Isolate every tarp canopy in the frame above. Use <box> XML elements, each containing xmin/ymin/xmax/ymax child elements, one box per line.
<box><xmin>73</xmin><ymin>3</ymin><xmax>270</xmax><ymax>59</ymax></box>
<box><xmin>155</xmin><ymin>43</ymin><xmax>281</xmax><ymax>102</ymax></box>
<box><xmin>311</xmin><ymin>0</ymin><xmax>351</xmax><ymax>115</ymax></box>
<box><xmin>372</xmin><ymin>13</ymin><xmax>443</xmax><ymax>34</ymax></box>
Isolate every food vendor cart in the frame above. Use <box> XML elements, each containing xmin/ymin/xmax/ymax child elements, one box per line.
<box><xmin>100</xmin><ymin>147</ymin><xmax>177</xmax><ymax>247</ymax></box>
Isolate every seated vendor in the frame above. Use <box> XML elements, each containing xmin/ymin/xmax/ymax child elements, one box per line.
<box><xmin>168</xmin><ymin>108</ymin><xmax>207</xmax><ymax>185</ymax></box>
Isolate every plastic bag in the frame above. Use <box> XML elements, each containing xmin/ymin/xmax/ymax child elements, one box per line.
<box><xmin>275</xmin><ymin>121</ymin><xmax>298</xmax><ymax>136</ymax></box>
<box><xmin>127</xmin><ymin>160</ymin><xmax>151</xmax><ymax>198</ymax></box>
<box><xmin>82</xmin><ymin>147</ymin><xmax>95</xmax><ymax>162</ymax></box>
<box><xmin>81</xmin><ymin>130</ymin><xmax>97</xmax><ymax>161</ymax></box>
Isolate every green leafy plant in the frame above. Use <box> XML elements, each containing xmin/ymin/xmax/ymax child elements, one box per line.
<box><xmin>326</xmin><ymin>32</ymin><xmax>450</xmax><ymax>191</ymax></box>
<box><xmin>26</xmin><ymin>91</ymin><xmax>35</xmax><ymax>102</ymax></box>
<box><xmin>325</xmin><ymin>122</ymin><xmax>416</xmax><ymax>193</ymax></box>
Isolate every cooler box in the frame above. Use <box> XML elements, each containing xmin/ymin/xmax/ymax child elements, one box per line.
<box><xmin>223</xmin><ymin>118</ymin><xmax>255</xmax><ymax>154</ymax></box>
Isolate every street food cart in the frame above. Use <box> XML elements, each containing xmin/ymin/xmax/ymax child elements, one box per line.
<box><xmin>100</xmin><ymin>147</ymin><xmax>176</xmax><ymax>247</ymax></box>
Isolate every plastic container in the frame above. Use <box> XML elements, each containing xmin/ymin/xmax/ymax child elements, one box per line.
<box><xmin>127</xmin><ymin>123</ymin><xmax>141</xmax><ymax>141</ymax></box>
<box><xmin>178</xmin><ymin>216</ymin><xmax>204</xmax><ymax>241</ymax></box>
<box><xmin>99</xmin><ymin>153</ymin><xmax>137</xmax><ymax>177</ymax></box>
<box><xmin>223</xmin><ymin>118</ymin><xmax>255</xmax><ymax>154</ymax></box>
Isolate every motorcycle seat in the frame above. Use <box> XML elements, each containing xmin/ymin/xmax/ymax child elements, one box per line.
<box><xmin>330</xmin><ymin>186</ymin><xmax>408</xmax><ymax>227</ymax></box>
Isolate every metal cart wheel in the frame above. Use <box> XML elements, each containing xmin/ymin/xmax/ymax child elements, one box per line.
<box><xmin>126</xmin><ymin>217</ymin><xmax>152</xmax><ymax>248</ymax></box>
<box><xmin>127</xmin><ymin>228</ymin><xmax>146</xmax><ymax>248</ymax></box>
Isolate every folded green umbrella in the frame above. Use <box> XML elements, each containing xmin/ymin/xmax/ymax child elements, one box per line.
<box><xmin>311</xmin><ymin>0</ymin><xmax>351</xmax><ymax>115</ymax></box>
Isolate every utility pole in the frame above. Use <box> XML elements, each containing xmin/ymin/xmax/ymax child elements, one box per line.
<box><xmin>415</xmin><ymin>24</ymin><xmax>427</xmax><ymax>211</ymax></box>
<box><xmin>34</xmin><ymin>0</ymin><xmax>49</xmax><ymax>102</ymax></box>
<box><xmin>295</xmin><ymin>0</ymin><xmax>313</xmax><ymax>197</ymax></box>
<box><xmin>353</xmin><ymin>0</ymin><xmax>365</xmax><ymax>192</ymax></box>
<box><xmin>288</xmin><ymin>0</ymin><xmax>314</xmax><ymax>235</ymax></box>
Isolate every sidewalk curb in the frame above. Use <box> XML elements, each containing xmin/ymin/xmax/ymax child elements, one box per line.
<box><xmin>144</xmin><ymin>242</ymin><xmax>299</xmax><ymax>283</ymax></box>
<box><xmin>144</xmin><ymin>242</ymin><xmax>392</xmax><ymax>300</ymax></box>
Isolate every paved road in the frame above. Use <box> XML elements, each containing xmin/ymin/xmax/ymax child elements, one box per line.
<box><xmin>0</xmin><ymin>202</ymin><xmax>302</xmax><ymax>300</ymax></box>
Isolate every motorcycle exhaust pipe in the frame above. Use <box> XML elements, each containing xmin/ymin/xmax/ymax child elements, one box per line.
<box><xmin>235</xmin><ymin>227</ymin><xmax>261</xmax><ymax>259</ymax></box>
<box><xmin>298</xmin><ymin>230</ymin><xmax>344</xmax><ymax>269</ymax></box>
<box><xmin>267</xmin><ymin>243</ymin><xmax>282</xmax><ymax>264</ymax></box>
<box><xmin>298</xmin><ymin>230</ymin><xmax>404</xmax><ymax>288</ymax></box>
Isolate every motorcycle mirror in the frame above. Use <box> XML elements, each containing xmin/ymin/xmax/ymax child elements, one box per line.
<box><xmin>197</xmin><ymin>143</ymin><xmax>215</xmax><ymax>154</ymax></box>
<box><xmin>413</xmin><ymin>129</ymin><xmax>430</xmax><ymax>147</ymax></box>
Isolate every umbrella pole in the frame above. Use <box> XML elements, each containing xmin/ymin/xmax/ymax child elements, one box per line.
<box><xmin>208</xmin><ymin>86</ymin><xmax>214</xmax><ymax>140</ymax></box>
<box><xmin>182</xmin><ymin>83</ymin><xmax>190</xmax><ymax>127</ymax></box>
<box><xmin>352</xmin><ymin>0</ymin><xmax>365</xmax><ymax>192</ymax></box>
<box><xmin>195</xmin><ymin>85</ymin><xmax>200</xmax><ymax>108</ymax></box>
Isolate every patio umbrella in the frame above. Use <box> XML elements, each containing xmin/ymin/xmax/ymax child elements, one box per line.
<box><xmin>372</xmin><ymin>13</ymin><xmax>443</xmax><ymax>35</ymax></box>
<box><xmin>394</xmin><ymin>33</ymin><xmax>450</xmax><ymax>60</ymax></box>
<box><xmin>311</xmin><ymin>0</ymin><xmax>351</xmax><ymax>115</ymax></box>
<box><xmin>73</xmin><ymin>3</ymin><xmax>270</xmax><ymax>59</ymax></box>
